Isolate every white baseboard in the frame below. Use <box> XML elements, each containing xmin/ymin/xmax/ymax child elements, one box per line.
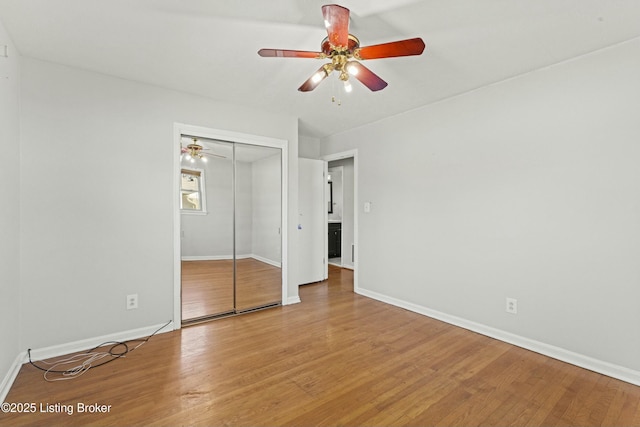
<box><xmin>1</xmin><ymin>351</ymin><xmax>26</xmax><ymax>403</ymax></box>
<box><xmin>251</xmin><ymin>254</ymin><xmax>282</xmax><ymax>268</ymax></box>
<box><xmin>285</xmin><ymin>296</ymin><xmax>301</xmax><ymax>305</ymax></box>
<box><xmin>181</xmin><ymin>255</ymin><xmax>233</xmax><ymax>261</ymax></box>
<box><xmin>356</xmin><ymin>288</ymin><xmax>640</xmax><ymax>387</ymax></box>
<box><xmin>181</xmin><ymin>254</ymin><xmax>280</xmax><ymax>267</ymax></box>
<box><xmin>27</xmin><ymin>321</ymin><xmax>174</xmax><ymax>362</ymax></box>
<box><xmin>0</xmin><ymin>321</ymin><xmax>174</xmax><ymax>403</ymax></box>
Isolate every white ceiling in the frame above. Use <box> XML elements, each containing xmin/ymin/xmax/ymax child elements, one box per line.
<box><xmin>1</xmin><ymin>0</ymin><xmax>639</xmax><ymax>138</ymax></box>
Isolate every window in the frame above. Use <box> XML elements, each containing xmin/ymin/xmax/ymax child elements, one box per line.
<box><xmin>180</xmin><ymin>169</ymin><xmax>206</xmax><ymax>213</ymax></box>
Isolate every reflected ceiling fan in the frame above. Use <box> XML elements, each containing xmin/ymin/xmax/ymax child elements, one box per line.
<box><xmin>180</xmin><ymin>137</ymin><xmax>226</xmax><ymax>163</ymax></box>
<box><xmin>258</xmin><ymin>3</ymin><xmax>425</xmax><ymax>92</ymax></box>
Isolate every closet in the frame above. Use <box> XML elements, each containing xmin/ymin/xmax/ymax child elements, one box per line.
<box><xmin>180</xmin><ymin>137</ymin><xmax>282</xmax><ymax>323</ymax></box>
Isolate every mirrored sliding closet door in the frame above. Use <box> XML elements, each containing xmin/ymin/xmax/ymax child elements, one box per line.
<box><xmin>234</xmin><ymin>143</ymin><xmax>282</xmax><ymax>312</ymax></box>
<box><xmin>180</xmin><ymin>137</ymin><xmax>282</xmax><ymax>323</ymax></box>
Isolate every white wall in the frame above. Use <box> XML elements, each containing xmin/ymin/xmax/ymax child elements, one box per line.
<box><xmin>0</xmin><ymin>18</ymin><xmax>21</xmax><ymax>396</ymax></box>
<box><xmin>235</xmin><ymin>161</ymin><xmax>254</xmax><ymax>257</ymax></box>
<box><xmin>252</xmin><ymin>153</ymin><xmax>282</xmax><ymax>265</ymax></box>
<box><xmin>181</xmin><ymin>153</ymin><xmax>281</xmax><ymax>265</ymax></box>
<box><xmin>299</xmin><ymin>134</ymin><xmax>321</xmax><ymax>159</ymax></box>
<box><xmin>180</xmin><ymin>158</ymin><xmax>235</xmax><ymax>259</ymax></box>
<box><xmin>19</xmin><ymin>57</ymin><xmax>298</xmax><ymax>350</ymax></box>
<box><xmin>321</xmin><ymin>39</ymin><xmax>640</xmax><ymax>374</ymax></box>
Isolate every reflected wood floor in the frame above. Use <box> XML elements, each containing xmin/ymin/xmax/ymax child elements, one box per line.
<box><xmin>3</xmin><ymin>266</ymin><xmax>640</xmax><ymax>426</ymax></box>
<box><xmin>182</xmin><ymin>258</ymin><xmax>281</xmax><ymax>320</ymax></box>
<box><xmin>182</xmin><ymin>259</ymin><xmax>234</xmax><ymax>319</ymax></box>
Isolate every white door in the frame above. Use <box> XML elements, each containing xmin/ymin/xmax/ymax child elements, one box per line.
<box><xmin>297</xmin><ymin>158</ymin><xmax>327</xmax><ymax>285</ymax></box>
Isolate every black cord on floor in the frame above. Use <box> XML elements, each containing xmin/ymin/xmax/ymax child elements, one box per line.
<box><xmin>27</xmin><ymin>320</ymin><xmax>172</xmax><ymax>377</ymax></box>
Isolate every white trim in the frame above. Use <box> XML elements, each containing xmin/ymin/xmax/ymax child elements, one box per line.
<box><xmin>356</xmin><ymin>287</ymin><xmax>640</xmax><ymax>387</ymax></box>
<box><xmin>280</xmin><ymin>140</ymin><xmax>290</xmax><ymax>308</ymax></box>
<box><xmin>0</xmin><ymin>322</ymin><xmax>174</xmax><ymax>401</ymax></box>
<box><xmin>179</xmin><ymin>167</ymin><xmax>208</xmax><ymax>214</ymax></box>
<box><xmin>181</xmin><ymin>255</ymin><xmax>233</xmax><ymax>261</ymax></box>
<box><xmin>251</xmin><ymin>254</ymin><xmax>282</xmax><ymax>268</ymax></box>
<box><xmin>173</xmin><ymin>126</ymin><xmax>183</xmax><ymax>329</ymax></box>
<box><xmin>0</xmin><ymin>352</ymin><xmax>25</xmax><ymax>403</ymax></box>
<box><xmin>323</xmin><ymin>162</ymin><xmax>328</xmax><ymax>280</ymax></box>
<box><xmin>181</xmin><ymin>254</ymin><xmax>250</xmax><ymax>261</ymax></box>
<box><xmin>321</xmin><ymin>149</ymin><xmax>358</xmax><ymax>292</ymax></box>
<box><xmin>26</xmin><ymin>322</ymin><xmax>174</xmax><ymax>363</ymax></box>
<box><xmin>327</xmin><ymin>165</ymin><xmax>344</xmax><ymax>268</ymax></box>
<box><xmin>173</xmin><ymin>123</ymin><xmax>289</xmax><ymax>326</ymax></box>
<box><xmin>285</xmin><ymin>296</ymin><xmax>301</xmax><ymax>305</ymax></box>
<box><xmin>180</xmin><ymin>254</ymin><xmax>279</xmax><ymax>267</ymax></box>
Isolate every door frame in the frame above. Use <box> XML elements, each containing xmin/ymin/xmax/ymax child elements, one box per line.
<box><xmin>321</xmin><ymin>149</ymin><xmax>358</xmax><ymax>292</ymax></box>
<box><xmin>327</xmin><ymin>165</ymin><xmax>344</xmax><ymax>267</ymax></box>
<box><xmin>173</xmin><ymin>123</ymin><xmax>289</xmax><ymax>328</ymax></box>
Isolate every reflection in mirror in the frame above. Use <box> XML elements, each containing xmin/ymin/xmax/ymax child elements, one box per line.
<box><xmin>180</xmin><ymin>169</ymin><xmax>204</xmax><ymax>211</ymax></box>
<box><xmin>235</xmin><ymin>143</ymin><xmax>282</xmax><ymax>312</ymax></box>
<box><xmin>180</xmin><ymin>139</ymin><xmax>235</xmax><ymax>320</ymax></box>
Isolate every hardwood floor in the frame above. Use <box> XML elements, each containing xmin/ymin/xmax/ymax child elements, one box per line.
<box><xmin>182</xmin><ymin>258</ymin><xmax>281</xmax><ymax>320</ymax></box>
<box><xmin>3</xmin><ymin>265</ymin><xmax>640</xmax><ymax>426</ymax></box>
<box><xmin>182</xmin><ymin>259</ymin><xmax>234</xmax><ymax>319</ymax></box>
<box><xmin>235</xmin><ymin>258</ymin><xmax>281</xmax><ymax>312</ymax></box>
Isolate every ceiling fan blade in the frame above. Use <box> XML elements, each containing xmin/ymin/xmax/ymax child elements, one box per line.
<box><xmin>202</xmin><ymin>152</ymin><xmax>227</xmax><ymax>159</ymax></box>
<box><xmin>322</xmin><ymin>4</ymin><xmax>350</xmax><ymax>48</ymax></box>
<box><xmin>348</xmin><ymin>62</ymin><xmax>387</xmax><ymax>91</ymax></box>
<box><xmin>298</xmin><ymin>66</ymin><xmax>329</xmax><ymax>92</ymax></box>
<box><xmin>356</xmin><ymin>37</ymin><xmax>425</xmax><ymax>60</ymax></box>
<box><xmin>258</xmin><ymin>49</ymin><xmax>323</xmax><ymax>58</ymax></box>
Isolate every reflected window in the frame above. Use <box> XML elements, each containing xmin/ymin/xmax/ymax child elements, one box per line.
<box><xmin>180</xmin><ymin>169</ymin><xmax>206</xmax><ymax>213</ymax></box>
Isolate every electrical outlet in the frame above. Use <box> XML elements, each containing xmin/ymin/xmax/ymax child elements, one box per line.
<box><xmin>506</xmin><ymin>297</ymin><xmax>517</xmax><ymax>314</ymax></box>
<box><xmin>127</xmin><ymin>294</ymin><xmax>138</xmax><ymax>310</ymax></box>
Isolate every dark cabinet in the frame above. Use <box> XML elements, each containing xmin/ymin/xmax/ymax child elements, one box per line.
<box><xmin>328</xmin><ymin>222</ymin><xmax>341</xmax><ymax>258</ymax></box>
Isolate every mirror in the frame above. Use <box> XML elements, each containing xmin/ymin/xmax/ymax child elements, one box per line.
<box><xmin>180</xmin><ymin>139</ymin><xmax>235</xmax><ymax>320</ymax></box>
<box><xmin>180</xmin><ymin>137</ymin><xmax>282</xmax><ymax>322</ymax></box>
<box><xmin>180</xmin><ymin>170</ymin><xmax>204</xmax><ymax>211</ymax></box>
<box><xmin>235</xmin><ymin>143</ymin><xmax>282</xmax><ymax>312</ymax></box>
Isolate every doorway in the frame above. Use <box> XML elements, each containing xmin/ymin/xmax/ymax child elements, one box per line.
<box><xmin>327</xmin><ymin>165</ymin><xmax>344</xmax><ymax>267</ymax></box>
<box><xmin>322</xmin><ymin>150</ymin><xmax>358</xmax><ymax>290</ymax></box>
<box><xmin>173</xmin><ymin>124</ymin><xmax>288</xmax><ymax>326</ymax></box>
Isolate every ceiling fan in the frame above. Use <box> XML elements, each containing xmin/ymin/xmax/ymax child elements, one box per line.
<box><xmin>258</xmin><ymin>3</ymin><xmax>425</xmax><ymax>92</ymax></box>
<box><xmin>181</xmin><ymin>137</ymin><xmax>226</xmax><ymax>163</ymax></box>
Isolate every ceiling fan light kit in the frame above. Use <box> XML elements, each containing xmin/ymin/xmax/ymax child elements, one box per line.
<box><xmin>258</xmin><ymin>4</ymin><xmax>425</xmax><ymax>93</ymax></box>
<box><xmin>180</xmin><ymin>137</ymin><xmax>229</xmax><ymax>163</ymax></box>
<box><xmin>181</xmin><ymin>138</ymin><xmax>207</xmax><ymax>163</ymax></box>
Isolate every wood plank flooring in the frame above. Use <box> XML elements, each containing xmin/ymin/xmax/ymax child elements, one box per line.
<box><xmin>182</xmin><ymin>258</ymin><xmax>281</xmax><ymax>320</ymax></box>
<box><xmin>3</xmin><ymin>266</ymin><xmax>640</xmax><ymax>426</ymax></box>
<box><xmin>181</xmin><ymin>259</ymin><xmax>234</xmax><ymax>319</ymax></box>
